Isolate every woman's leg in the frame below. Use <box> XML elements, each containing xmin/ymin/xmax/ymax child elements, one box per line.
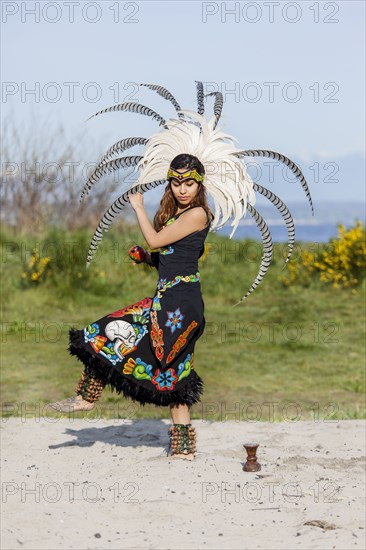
<box><xmin>169</xmin><ymin>403</ymin><xmax>191</xmax><ymax>424</ymax></box>
<box><xmin>75</xmin><ymin>365</ymin><xmax>106</xmax><ymax>403</ymax></box>
<box><xmin>168</xmin><ymin>403</ymin><xmax>196</xmax><ymax>460</ymax></box>
<box><xmin>48</xmin><ymin>365</ymin><xmax>106</xmax><ymax>412</ymax></box>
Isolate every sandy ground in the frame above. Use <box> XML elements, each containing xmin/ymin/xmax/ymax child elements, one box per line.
<box><xmin>1</xmin><ymin>417</ymin><xmax>365</xmax><ymax>550</ymax></box>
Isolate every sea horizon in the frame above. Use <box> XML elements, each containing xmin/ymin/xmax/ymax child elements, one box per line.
<box><xmin>214</xmin><ymin>220</ymin><xmax>364</xmax><ymax>243</ymax></box>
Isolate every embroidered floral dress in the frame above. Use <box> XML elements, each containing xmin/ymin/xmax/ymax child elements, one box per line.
<box><xmin>69</xmin><ymin>207</ymin><xmax>211</xmax><ymax>407</ymax></box>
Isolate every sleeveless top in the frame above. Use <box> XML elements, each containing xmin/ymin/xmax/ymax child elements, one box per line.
<box><xmin>152</xmin><ymin>206</ymin><xmax>211</xmax><ymax>281</ymax></box>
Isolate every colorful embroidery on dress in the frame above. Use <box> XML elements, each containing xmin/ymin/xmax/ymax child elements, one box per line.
<box><xmin>123</xmin><ymin>357</ymin><xmax>153</xmax><ymax>380</ymax></box>
<box><xmin>160</xmin><ymin>245</ymin><xmax>174</xmax><ymax>255</ymax></box>
<box><xmin>177</xmin><ymin>352</ymin><xmax>194</xmax><ymax>381</ymax></box>
<box><xmin>85</xmin><ymin>323</ymin><xmax>99</xmax><ymax>339</ymax></box>
<box><xmin>152</xmin><ymin>294</ymin><xmax>162</xmax><ymax>311</ymax></box>
<box><xmin>98</xmin><ymin>342</ymin><xmax>125</xmax><ymax>365</ymax></box>
<box><xmin>84</xmin><ymin>319</ymin><xmax>149</xmax><ymax>366</ymax></box>
<box><xmin>151</xmin><ymin>368</ymin><xmax>178</xmax><ymax>391</ymax></box>
<box><xmin>150</xmin><ymin>310</ymin><xmax>164</xmax><ymax>361</ymax></box>
<box><xmin>165</xmin><ymin>307</ymin><xmax>184</xmax><ymax>334</ymax></box>
<box><xmin>166</xmin><ymin>320</ymin><xmax>198</xmax><ymax>363</ymax></box>
<box><xmin>152</xmin><ymin>272</ymin><xmax>201</xmax><ymax>311</ymax></box>
<box><xmin>108</xmin><ymin>297</ymin><xmax>152</xmax><ymax>319</ymax></box>
<box><xmin>84</xmin><ymin>324</ymin><xmax>123</xmax><ymax>366</ymax></box>
<box><xmin>158</xmin><ymin>278</ymin><xmax>167</xmax><ymax>289</ymax></box>
<box><xmin>121</xmin><ymin>352</ymin><xmax>194</xmax><ymax>392</ymax></box>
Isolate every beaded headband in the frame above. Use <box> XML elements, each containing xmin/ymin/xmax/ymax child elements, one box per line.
<box><xmin>167</xmin><ymin>167</ymin><xmax>204</xmax><ymax>184</ymax></box>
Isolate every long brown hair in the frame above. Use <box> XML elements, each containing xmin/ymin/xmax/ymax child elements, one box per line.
<box><xmin>153</xmin><ymin>154</ymin><xmax>214</xmax><ymax>232</ymax></box>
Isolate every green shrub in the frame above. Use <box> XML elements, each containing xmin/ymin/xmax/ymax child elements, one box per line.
<box><xmin>279</xmin><ymin>220</ymin><xmax>366</xmax><ymax>291</ymax></box>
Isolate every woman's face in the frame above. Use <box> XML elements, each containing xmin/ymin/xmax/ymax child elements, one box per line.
<box><xmin>170</xmin><ymin>166</ymin><xmax>200</xmax><ymax>208</ymax></box>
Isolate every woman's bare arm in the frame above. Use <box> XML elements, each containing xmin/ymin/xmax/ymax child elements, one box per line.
<box><xmin>133</xmin><ymin>207</ymin><xmax>208</xmax><ymax>249</ymax></box>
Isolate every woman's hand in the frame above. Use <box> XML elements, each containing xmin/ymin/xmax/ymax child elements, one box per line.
<box><xmin>128</xmin><ymin>191</ymin><xmax>144</xmax><ymax>211</ymax></box>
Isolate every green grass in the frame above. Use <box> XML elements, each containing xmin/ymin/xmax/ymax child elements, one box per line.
<box><xmin>1</xmin><ymin>226</ymin><xmax>365</xmax><ymax>421</ymax></box>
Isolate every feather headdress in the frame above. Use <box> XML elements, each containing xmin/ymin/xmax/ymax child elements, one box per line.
<box><xmin>81</xmin><ymin>82</ymin><xmax>314</xmax><ymax>306</ymax></box>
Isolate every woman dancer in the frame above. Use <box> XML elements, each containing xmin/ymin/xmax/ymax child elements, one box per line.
<box><xmin>49</xmin><ymin>81</ymin><xmax>312</xmax><ymax>460</ymax></box>
<box><xmin>50</xmin><ymin>154</ymin><xmax>213</xmax><ymax>460</ymax></box>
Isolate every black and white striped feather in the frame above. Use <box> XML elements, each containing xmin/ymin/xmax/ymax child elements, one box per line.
<box><xmin>86</xmin><ymin>179</ymin><xmax>167</xmax><ymax>267</ymax></box>
<box><xmin>205</xmin><ymin>91</ymin><xmax>224</xmax><ymax>130</ymax></box>
<box><xmin>99</xmin><ymin>137</ymin><xmax>148</xmax><ymax>165</ymax></box>
<box><xmin>235</xmin><ymin>149</ymin><xmax>314</xmax><ymax>215</ymax></box>
<box><xmin>232</xmin><ymin>204</ymin><xmax>273</xmax><ymax>306</ymax></box>
<box><xmin>253</xmin><ymin>183</ymin><xmax>295</xmax><ymax>266</ymax></box>
<box><xmin>195</xmin><ymin>81</ymin><xmax>205</xmax><ymax>115</ymax></box>
<box><xmin>86</xmin><ymin>102</ymin><xmax>167</xmax><ymax>128</ymax></box>
<box><xmin>80</xmin><ymin>156</ymin><xmax>143</xmax><ymax>204</ymax></box>
<box><xmin>139</xmin><ymin>83</ymin><xmax>184</xmax><ymax>118</ymax></box>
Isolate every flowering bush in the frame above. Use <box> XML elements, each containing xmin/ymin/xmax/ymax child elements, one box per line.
<box><xmin>21</xmin><ymin>248</ymin><xmax>51</xmax><ymax>286</ymax></box>
<box><xmin>19</xmin><ymin>229</ymin><xmax>96</xmax><ymax>295</ymax></box>
<box><xmin>279</xmin><ymin>220</ymin><xmax>366</xmax><ymax>290</ymax></box>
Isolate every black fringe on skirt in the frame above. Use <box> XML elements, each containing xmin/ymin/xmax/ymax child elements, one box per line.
<box><xmin>68</xmin><ymin>328</ymin><xmax>204</xmax><ymax>408</ymax></box>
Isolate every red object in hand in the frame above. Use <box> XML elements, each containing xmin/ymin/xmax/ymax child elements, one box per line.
<box><xmin>128</xmin><ymin>245</ymin><xmax>146</xmax><ymax>264</ymax></box>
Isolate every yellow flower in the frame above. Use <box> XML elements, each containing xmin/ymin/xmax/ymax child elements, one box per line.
<box><xmin>39</xmin><ymin>257</ymin><xmax>50</xmax><ymax>267</ymax></box>
<box><xmin>28</xmin><ymin>256</ymin><xmax>36</xmax><ymax>268</ymax></box>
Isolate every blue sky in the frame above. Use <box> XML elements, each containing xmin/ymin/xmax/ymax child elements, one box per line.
<box><xmin>2</xmin><ymin>0</ymin><xmax>365</xmax><ymax>208</ymax></box>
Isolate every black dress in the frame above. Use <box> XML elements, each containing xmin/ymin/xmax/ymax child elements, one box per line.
<box><xmin>69</xmin><ymin>206</ymin><xmax>211</xmax><ymax>407</ymax></box>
